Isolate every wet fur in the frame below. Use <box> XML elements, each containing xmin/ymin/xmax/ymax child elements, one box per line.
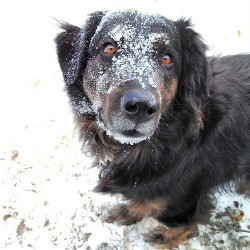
<box><xmin>56</xmin><ymin>10</ymin><xmax>250</xmax><ymax>247</ymax></box>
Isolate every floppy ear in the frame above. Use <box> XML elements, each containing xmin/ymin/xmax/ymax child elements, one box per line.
<box><xmin>55</xmin><ymin>11</ymin><xmax>106</xmax><ymax>117</ymax></box>
<box><xmin>175</xmin><ymin>19</ymin><xmax>211</xmax><ymax>111</ymax></box>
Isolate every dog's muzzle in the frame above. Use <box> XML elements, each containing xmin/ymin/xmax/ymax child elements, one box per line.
<box><xmin>100</xmin><ymin>84</ymin><xmax>161</xmax><ymax>144</ymax></box>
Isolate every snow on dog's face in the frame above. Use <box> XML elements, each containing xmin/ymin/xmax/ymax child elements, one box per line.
<box><xmin>83</xmin><ymin>10</ymin><xmax>180</xmax><ymax>144</ymax></box>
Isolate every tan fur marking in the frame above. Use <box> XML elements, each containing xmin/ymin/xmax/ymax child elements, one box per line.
<box><xmin>164</xmin><ymin>223</ymin><xmax>198</xmax><ymax>245</ymax></box>
<box><xmin>145</xmin><ymin>223</ymin><xmax>198</xmax><ymax>249</ymax></box>
<box><xmin>129</xmin><ymin>199</ymin><xmax>167</xmax><ymax>218</ymax></box>
<box><xmin>162</xmin><ymin>78</ymin><xmax>178</xmax><ymax>105</ymax></box>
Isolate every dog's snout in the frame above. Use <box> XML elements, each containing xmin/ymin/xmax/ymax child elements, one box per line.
<box><xmin>124</xmin><ymin>101</ymin><xmax>157</xmax><ymax>116</ymax></box>
<box><xmin>122</xmin><ymin>89</ymin><xmax>158</xmax><ymax>122</ymax></box>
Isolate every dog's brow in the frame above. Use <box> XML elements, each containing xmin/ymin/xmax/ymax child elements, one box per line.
<box><xmin>149</xmin><ymin>33</ymin><xmax>169</xmax><ymax>44</ymax></box>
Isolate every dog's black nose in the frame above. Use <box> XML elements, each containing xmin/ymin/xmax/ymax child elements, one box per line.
<box><xmin>122</xmin><ymin>89</ymin><xmax>158</xmax><ymax>122</ymax></box>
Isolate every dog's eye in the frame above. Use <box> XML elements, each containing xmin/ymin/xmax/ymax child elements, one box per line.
<box><xmin>102</xmin><ymin>44</ymin><xmax>117</xmax><ymax>55</ymax></box>
<box><xmin>161</xmin><ymin>54</ymin><xmax>172</xmax><ymax>65</ymax></box>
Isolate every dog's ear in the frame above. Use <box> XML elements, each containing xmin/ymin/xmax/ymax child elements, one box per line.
<box><xmin>175</xmin><ymin>18</ymin><xmax>211</xmax><ymax>110</ymax></box>
<box><xmin>55</xmin><ymin>11</ymin><xmax>106</xmax><ymax>118</ymax></box>
<box><xmin>55</xmin><ymin>11</ymin><xmax>106</xmax><ymax>85</ymax></box>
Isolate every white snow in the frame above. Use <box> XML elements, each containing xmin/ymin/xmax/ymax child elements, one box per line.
<box><xmin>106</xmin><ymin>129</ymin><xmax>150</xmax><ymax>145</ymax></box>
<box><xmin>0</xmin><ymin>0</ymin><xmax>250</xmax><ymax>249</ymax></box>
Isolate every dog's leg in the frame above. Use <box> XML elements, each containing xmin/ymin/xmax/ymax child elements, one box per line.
<box><xmin>236</xmin><ymin>175</ymin><xmax>250</xmax><ymax>197</ymax></box>
<box><xmin>105</xmin><ymin>204</ymin><xmax>143</xmax><ymax>226</ymax></box>
<box><xmin>144</xmin><ymin>194</ymin><xmax>213</xmax><ymax>248</ymax></box>
<box><xmin>105</xmin><ymin>199</ymin><xmax>167</xmax><ymax>226</ymax></box>
<box><xmin>144</xmin><ymin>223</ymin><xmax>198</xmax><ymax>249</ymax></box>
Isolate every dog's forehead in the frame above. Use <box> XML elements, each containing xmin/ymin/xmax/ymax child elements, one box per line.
<box><xmin>109</xmin><ymin>24</ymin><xmax>169</xmax><ymax>46</ymax></box>
<box><xmin>96</xmin><ymin>10</ymin><xmax>176</xmax><ymax>41</ymax></box>
<box><xmin>88</xmin><ymin>11</ymin><xmax>178</xmax><ymax>91</ymax></box>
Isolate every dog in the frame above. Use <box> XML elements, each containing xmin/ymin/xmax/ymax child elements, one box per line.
<box><xmin>56</xmin><ymin>10</ymin><xmax>250</xmax><ymax>248</ymax></box>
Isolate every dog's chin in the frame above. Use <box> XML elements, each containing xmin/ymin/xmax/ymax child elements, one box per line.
<box><xmin>106</xmin><ymin>129</ymin><xmax>151</xmax><ymax>145</ymax></box>
<box><xmin>96</xmin><ymin>119</ymin><xmax>155</xmax><ymax>145</ymax></box>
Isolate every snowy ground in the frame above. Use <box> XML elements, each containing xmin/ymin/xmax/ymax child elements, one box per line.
<box><xmin>0</xmin><ymin>86</ymin><xmax>250</xmax><ymax>250</ymax></box>
<box><xmin>0</xmin><ymin>0</ymin><xmax>250</xmax><ymax>249</ymax></box>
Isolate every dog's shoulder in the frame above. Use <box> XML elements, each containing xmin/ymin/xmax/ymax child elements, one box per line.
<box><xmin>209</xmin><ymin>54</ymin><xmax>250</xmax><ymax>76</ymax></box>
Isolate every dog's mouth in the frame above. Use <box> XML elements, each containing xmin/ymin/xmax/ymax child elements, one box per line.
<box><xmin>106</xmin><ymin>129</ymin><xmax>150</xmax><ymax>145</ymax></box>
<box><xmin>122</xmin><ymin>129</ymin><xmax>141</xmax><ymax>137</ymax></box>
<box><xmin>97</xmin><ymin>103</ymin><xmax>157</xmax><ymax>145</ymax></box>
<box><xmin>98</xmin><ymin>113</ymin><xmax>151</xmax><ymax>144</ymax></box>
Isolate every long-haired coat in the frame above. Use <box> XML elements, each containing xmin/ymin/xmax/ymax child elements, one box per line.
<box><xmin>56</xmin><ymin>10</ymin><xmax>250</xmax><ymax>248</ymax></box>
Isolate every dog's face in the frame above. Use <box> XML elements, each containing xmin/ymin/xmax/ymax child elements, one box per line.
<box><xmin>84</xmin><ymin>11</ymin><xmax>181</xmax><ymax>144</ymax></box>
<box><xmin>56</xmin><ymin>10</ymin><xmax>209</xmax><ymax>145</ymax></box>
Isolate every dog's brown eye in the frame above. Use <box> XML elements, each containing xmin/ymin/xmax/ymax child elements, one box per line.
<box><xmin>161</xmin><ymin>54</ymin><xmax>172</xmax><ymax>65</ymax></box>
<box><xmin>102</xmin><ymin>44</ymin><xmax>117</xmax><ymax>55</ymax></box>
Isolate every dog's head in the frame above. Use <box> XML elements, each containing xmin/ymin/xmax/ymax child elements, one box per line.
<box><xmin>56</xmin><ymin>10</ymin><xmax>211</xmax><ymax>145</ymax></box>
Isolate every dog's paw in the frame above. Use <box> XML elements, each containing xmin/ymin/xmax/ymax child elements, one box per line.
<box><xmin>144</xmin><ymin>224</ymin><xmax>198</xmax><ymax>249</ymax></box>
<box><xmin>104</xmin><ymin>204</ymin><xmax>140</xmax><ymax>226</ymax></box>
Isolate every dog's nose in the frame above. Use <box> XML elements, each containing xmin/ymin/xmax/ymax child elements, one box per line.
<box><xmin>121</xmin><ymin>89</ymin><xmax>158</xmax><ymax>122</ymax></box>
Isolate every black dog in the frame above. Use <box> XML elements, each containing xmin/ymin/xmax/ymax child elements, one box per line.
<box><xmin>56</xmin><ymin>10</ymin><xmax>250</xmax><ymax>248</ymax></box>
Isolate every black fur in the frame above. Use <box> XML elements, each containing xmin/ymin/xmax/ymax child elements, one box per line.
<box><xmin>56</xmin><ymin>10</ymin><xmax>250</xmax><ymax>246</ymax></box>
